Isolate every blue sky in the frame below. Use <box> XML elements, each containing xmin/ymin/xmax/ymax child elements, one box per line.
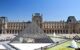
<box><xmin>0</xmin><ymin>0</ymin><xmax>80</xmax><ymax>21</ymax></box>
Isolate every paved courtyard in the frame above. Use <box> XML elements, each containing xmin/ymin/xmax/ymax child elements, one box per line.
<box><xmin>0</xmin><ymin>34</ymin><xmax>80</xmax><ymax>50</ymax></box>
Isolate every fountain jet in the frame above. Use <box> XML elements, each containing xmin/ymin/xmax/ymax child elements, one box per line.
<box><xmin>53</xmin><ymin>32</ymin><xmax>56</xmax><ymax>37</ymax></box>
<box><xmin>71</xmin><ymin>40</ymin><xmax>78</xmax><ymax>48</ymax></box>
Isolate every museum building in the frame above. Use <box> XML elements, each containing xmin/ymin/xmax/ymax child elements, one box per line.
<box><xmin>0</xmin><ymin>13</ymin><xmax>80</xmax><ymax>34</ymax></box>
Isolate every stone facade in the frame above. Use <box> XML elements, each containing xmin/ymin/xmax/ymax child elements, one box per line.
<box><xmin>0</xmin><ymin>13</ymin><xmax>80</xmax><ymax>34</ymax></box>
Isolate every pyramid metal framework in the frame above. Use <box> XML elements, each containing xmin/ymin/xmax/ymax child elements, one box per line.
<box><xmin>19</xmin><ymin>22</ymin><xmax>47</xmax><ymax>38</ymax></box>
<box><xmin>11</xmin><ymin>22</ymin><xmax>53</xmax><ymax>43</ymax></box>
